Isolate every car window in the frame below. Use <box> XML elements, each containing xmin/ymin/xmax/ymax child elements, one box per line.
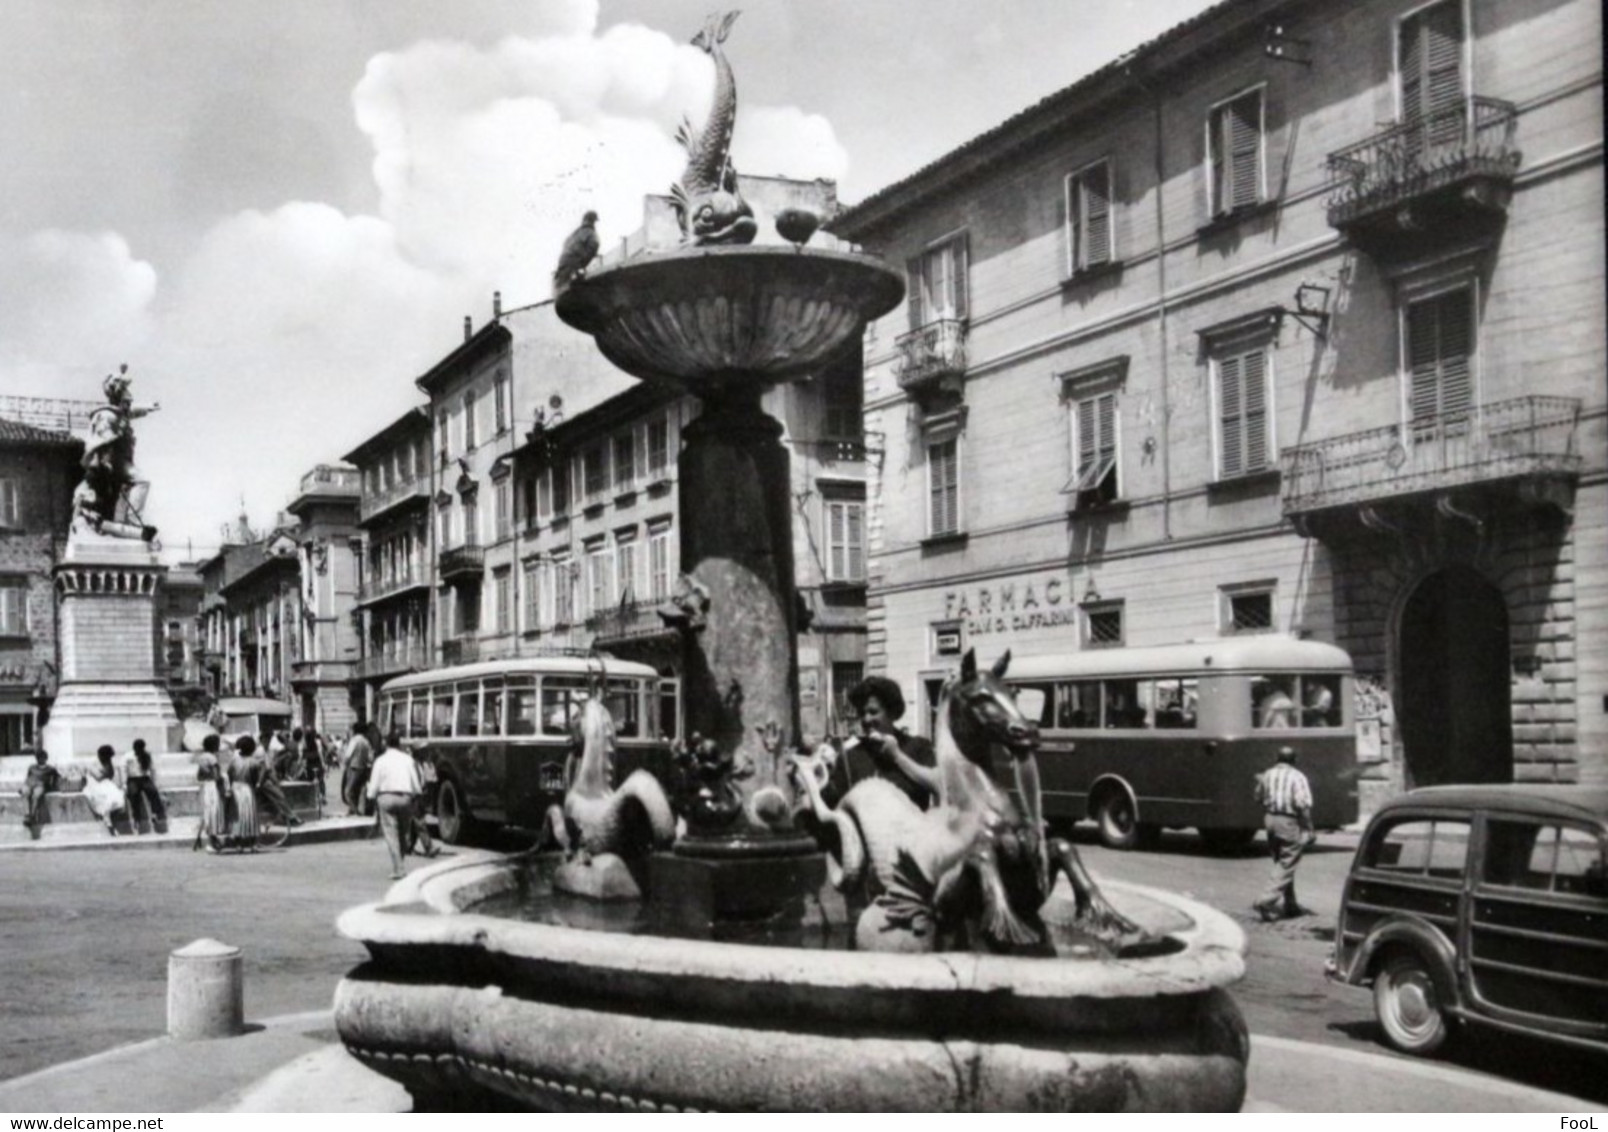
<box><xmin>1485</xmin><ymin>820</ymin><xmax>1608</xmax><ymax>896</ymax></box>
<box><xmin>430</xmin><ymin>690</ymin><xmax>453</xmax><ymax>738</ymax></box>
<box><xmin>1365</xmin><ymin>818</ymin><xmax>1471</xmax><ymax>879</ymax></box>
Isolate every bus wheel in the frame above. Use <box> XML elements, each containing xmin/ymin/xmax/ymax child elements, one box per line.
<box><xmin>436</xmin><ymin>777</ymin><xmax>475</xmax><ymax>846</ymax></box>
<box><xmin>1093</xmin><ymin>788</ymin><xmax>1142</xmax><ymax>850</ymax></box>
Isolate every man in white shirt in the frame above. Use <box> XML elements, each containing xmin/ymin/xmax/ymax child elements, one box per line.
<box><xmin>366</xmin><ymin>732</ymin><xmax>432</xmax><ymax>879</ymax></box>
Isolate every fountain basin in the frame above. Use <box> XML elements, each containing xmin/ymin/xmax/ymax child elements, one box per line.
<box><xmin>554</xmin><ymin>246</ymin><xmax>905</xmax><ymax>393</ymax></box>
<box><xmin>334</xmin><ymin>852</ymin><xmax>1250</xmax><ymax>1112</ymax></box>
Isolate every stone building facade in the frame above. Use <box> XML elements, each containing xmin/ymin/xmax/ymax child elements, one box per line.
<box><xmin>0</xmin><ymin>418</ymin><xmax>84</xmax><ymax>753</ymax></box>
<box><xmin>831</xmin><ymin>0</ymin><xmax>1605</xmax><ymax>809</ymax></box>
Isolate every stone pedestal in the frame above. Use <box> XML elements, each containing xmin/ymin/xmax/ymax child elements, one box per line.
<box><xmin>167</xmin><ymin>938</ymin><xmax>244</xmax><ymax>1040</ymax></box>
<box><xmin>678</xmin><ymin>391</ymin><xmax>799</xmax><ymax>785</ymax></box>
<box><xmin>39</xmin><ymin>532</ymin><xmax>180</xmax><ymax>761</ymax></box>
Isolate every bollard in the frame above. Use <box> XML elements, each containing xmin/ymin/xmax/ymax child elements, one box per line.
<box><xmin>167</xmin><ymin>938</ymin><xmax>243</xmax><ymax>1040</ymax></box>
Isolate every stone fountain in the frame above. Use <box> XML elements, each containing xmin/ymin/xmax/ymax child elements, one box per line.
<box><xmin>333</xmin><ymin>14</ymin><xmax>1248</xmax><ymax>1111</ymax></box>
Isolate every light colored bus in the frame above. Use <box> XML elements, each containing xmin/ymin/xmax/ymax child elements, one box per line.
<box><xmin>1000</xmin><ymin>636</ymin><xmax>1359</xmax><ymax>851</ymax></box>
<box><xmin>376</xmin><ymin>655</ymin><xmax>679</xmax><ymax>844</ymax></box>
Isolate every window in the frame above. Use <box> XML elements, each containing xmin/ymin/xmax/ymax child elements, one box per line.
<box><xmin>1398</xmin><ymin>0</ymin><xmax>1465</xmax><ymax>136</ymax></box>
<box><xmin>1084</xmin><ymin>601</ymin><xmax>1124</xmax><ymax>648</ymax></box>
<box><xmin>494</xmin><ymin>373</ymin><xmax>509</xmax><ymax>434</ymax></box>
<box><xmin>507</xmin><ymin>677</ymin><xmax>537</xmax><ymax>736</ymax></box>
<box><xmin>1103</xmin><ymin>678</ymin><xmax>1146</xmax><ymax>729</ymax></box>
<box><xmin>615</xmin><ymin>534</ymin><xmax>638</xmax><ymax>606</ymax></box>
<box><xmin>1207</xmin><ymin>88</ymin><xmax>1265</xmax><ymax>216</ymax></box>
<box><xmin>583</xmin><ymin>445</ymin><xmax>608</xmax><ymax>503</ymax></box>
<box><xmin>927</xmin><ymin>436</ymin><xmax>960</xmax><ymax>537</ymax></box>
<box><xmin>648</xmin><ymin>522</ymin><xmax>673</xmax><ymax>602</ymax></box>
<box><xmin>585</xmin><ymin>541</ymin><xmax>612</xmax><ymax>618</ymax></box>
<box><xmin>831</xmin><ymin>662</ymin><xmax>864</xmax><ymax>727</ymax></box>
<box><xmin>436</xmin><ymin>500</ymin><xmax>453</xmax><ymax>550</ymax></box>
<box><xmin>612</xmin><ymin>432</ymin><xmax>636</xmax><ymax>492</ymax></box>
<box><xmin>1366</xmin><ymin>818</ymin><xmax>1470</xmax><ymax>879</ymax></box>
<box><xmin>0</xmin><ymin>711</ymin><xmax>35</xmax><ymax>756</ymax></box>
<box><xmin>0</xmin><ymin>580</ymin><xmax>27</xmax><ymax>635</ymax></box>
<box><xmin>483</xmin><ymin>679</ymin><xmax>505</xmax><ymax>736</ymax></box>
<box><xmin>0</xmin><ymin>480</ymin><xmax>18</xmax><ymax>527</ymax></box>
<box><xmin>907</xmin><ymin>234</ymin><xmax>968</xmax><ymax>329</ymax></box>
<box><xmin>1214</xmin><ymin>343</ymin><xmax>1272</xmax><ymax>479</ymax></box>
<box><xmin>520</xmin><ymin>476</ymin><xmax>538</xmax><ymax>530</ymax></box>
<box><xmin>523</xmin><ymin>561</ymin><xmax>542</xmax><ymax>631</ymax></box>
<box><xmin>463</xmin><ymin>390</ymin><xmax>478</xmax><ymax>450</ymax></box>
<box><xmin>1224</xmin><ymin>586</ymin><xmax>1275</xmax><ymax>634</ymax></box>
<box><xmin>822</xmin><ymin>360</ymin><xmax>862</xmax><ymax>439</ymax></box>
<box><xmin>495</xmin><ymin>479</ymin><xmax>511</xmax><ymax>541</ymax></box>
<box><xmin>1067</xmin><ymin>389</ymin><xmax>1119</xmax><ymax>508</ymax></box>
<box><xmin>646</xmin><ymin>418</ymin><xmax>670</xmax><ymax>479</ymax></box>
<box><xmin>455</xmin><ymin>681</ymin><xmax>480</xmax><ymax>736</ymax></box>
<box><xmin>493</xmin><ymin>567</ymin><xmax>512</xmax><ymax>635</ymax></box>
<box><xmin>460</xmin><ymin>495</ymin><xmax>478</xmax><ymax>547</ymax></box>
<box><xmin>1066</xmin><ymin>159</ymin><xmax>1114</xmax><ymax>275</ymax></box>
<box><xmin>550</xmin><ymin>461</ymin><xmax>570</xmax><ymax>518</ymax></box>
<box><xmin>553</xmin><ymin>555</ymin><xmax>575</xmax><ymax>624</ymax></box>
<box><xmin>824</xmin><ymin>496</ymin><xmax>865</xmax><ymax>582</ymax></box>
<box><xmin>437</xmin><ymin>410</ymin><xmax>450</xmax><ymax>464</ymax></box>
<box><xmin>1405</xmin><ymin>287</ymin><xmax>1474</xmax><ymax>438</ymax></box>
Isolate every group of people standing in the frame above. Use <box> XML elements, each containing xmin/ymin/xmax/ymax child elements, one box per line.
<box><xmin>193</xmin><ymin>733</ymin><xmax>304</xmax><ymax>853</ymax></box>
<box><xmin>68</xmin><ymin>740</ymin><xmax>169</xmax><ymax>836</ymax></box>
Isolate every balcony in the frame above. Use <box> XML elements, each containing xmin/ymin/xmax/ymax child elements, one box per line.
<box><xmin>356</xmin><ymin>571</ymin><xmax>431</xmax><ymax>608</ymax></box>
<box><xmin>442</xmin><ymin>633</ymin><xmax>479</xmax><ymax>667</ymax></box>
<box><xmin>586</xmin><ymin>601</ymin><xmax>677</xmax><ymax>645</ymax></box>
<box><xmin>1281</xmin><ymin>396</ymin><xmax>1581</xmax><ymax>534</ymax></box>
<box><xmin>439</xmin><ymin>544</ymin><xmax>485</xmax><ymax>584</ymax></box>
<box><xmin>1326</xmin><ymin>97</ymin><xmax>1520</xmax><ymax>256</ymax></box>
<box><xmin>355</xmin><ymin>648</ymin><xmax>429</xmax><ymax>682</ymax></box>
<box><xmin>359</xmin><ymin>476</ymin><xmax>431</xmax><ymax>526</ymax></box>
<box><xmin>894</xmin><ymin>319</ymin><xmax>967</xmax><ymax>401</ymax></box>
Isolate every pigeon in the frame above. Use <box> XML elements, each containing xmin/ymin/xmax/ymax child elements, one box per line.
<box><xmin>553</xmin><ymin>211</ymin><xmax>600</xmax><ymax>293</ymax></box>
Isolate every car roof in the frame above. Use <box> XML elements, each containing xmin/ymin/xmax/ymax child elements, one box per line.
<box><xmin>1372</xmin><ymin>783</ymin><xmax>1608</xmax><ymax>826</ymax></box>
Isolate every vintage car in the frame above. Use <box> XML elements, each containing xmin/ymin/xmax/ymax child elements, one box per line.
<box><xmin>1327</xmin><ymin>784</ymin><xmax>1608</xmax><ymax>1057</ymax></box>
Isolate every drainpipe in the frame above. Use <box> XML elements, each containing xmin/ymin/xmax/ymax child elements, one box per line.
<box><xmin>1148</xmin><ymin>76</ymin><xmax>1174</xmax><ymax>542</ymax></box>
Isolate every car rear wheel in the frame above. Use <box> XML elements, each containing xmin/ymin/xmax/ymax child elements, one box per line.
<box><xmin>1094</xmin><ymin>789</ymin><xmax>1142</xmax><ymax>850</ymax></box>
<box><xmin>435</xmin><ymin>777</ymin><xmax>475</xmax><ymax>846</ymax></box>
<box><xmin>1373</xmin><ymin>951</ymin><xmax>1450</xmax><ymax>1056</ymax></box>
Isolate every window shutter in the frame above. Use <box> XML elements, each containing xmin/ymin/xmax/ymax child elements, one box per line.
<box><xmin>1077</xmin><ymin>398</ymin><xmax>1098</xmax><ymax>474</ymax></box>
<box><xmin>847</xmin><ymin>503</ymin><xmax>864</xmax><ymax>580</ymax></box>
<box><xmin>1081</xmin><ymin>166</ymin><xmax>1111</xmax><ymax>268</ymax></box>
<box><xmin>1219</xmin><ymin>354</ymin><xmax>1244</xmax><ymax>476</ymax></box>
<box><xmin>1401</xmin><ymin>2</ymin><xmax>1464</xmax><ymax>126</ymax></box>
<box><xmin>1227</xmin><ymin>94</ymin><xmax>1261</xmax><ymax>210</ymax></box>
<box><xmin>1241</xmin><ymin>349</ymin><xmax>1268</xmax><ymax>470</ymax></box>
<box><xmin>1438</xmin><ymin>291</ymin><xmax>1473</xmax><ymax>420</ymax></box>
<box><xmin>905</xmin><ymin>256</ymin><xmax>926</xmax><ymax>329</ymax></box>
<box><xmin>951</xmin><ymin>237</ymin><xmax>969</xmax><ymax>321</ymax></box>
<box><xmin>1097</xmin><ymin>392</ymin><xmax>1117</xmax><ymax>460</ymax></box>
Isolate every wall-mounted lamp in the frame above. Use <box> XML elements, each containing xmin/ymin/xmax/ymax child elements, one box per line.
<box><xmin>1276</xmin><ymin>282</ymin><xmax>1332</xmax><ymax>339</ymax></box>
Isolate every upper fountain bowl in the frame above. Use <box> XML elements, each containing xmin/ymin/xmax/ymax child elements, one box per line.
<box><xmin>555</xmin><ymin>245</ymin><xmax>905</xmax><ymax>395</ymax></box>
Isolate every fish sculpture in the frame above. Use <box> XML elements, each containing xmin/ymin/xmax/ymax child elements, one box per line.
<box><xmin>670</xmin><ymin>11</ymin><xmax>757</xmax><ymax>246</ymax></box>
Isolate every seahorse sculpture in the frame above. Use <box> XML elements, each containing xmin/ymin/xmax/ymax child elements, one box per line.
<box><xmin>544</xmin><ymin>695</ymin><xmax>676</xmax><ymax>899</ymax></box>
<box><xmin>670</xmin><ymin>10</ymin><xmax>757</xmax><ymax>246</ymax></box>
<box><xmin>791</xmin><ymin>649</ymin><xmax>1148</xmax><ymax>953</ymax></box>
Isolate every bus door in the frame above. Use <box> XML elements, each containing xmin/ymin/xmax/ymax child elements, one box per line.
<box><xmin>501</xmin><ymin>676</ymin><xmax>562</xmax><ymax>827</ymax></box>
<box><xmin>452</xmin><ymin>680</ymin><xmax>502</xmax><ymax>822</ymax></box>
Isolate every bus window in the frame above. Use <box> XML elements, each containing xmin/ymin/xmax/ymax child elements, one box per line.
<box><xmin>377</xmin><ymin>697</ymin><xmax>394</xmax><ymax>740</ymax></box>
<box><xmin>658</xmin><ymin>679</ymin><xmax>680</xmax><ymax>742</ymax></box>
<box><xmin>1153</xmin><ymin>678</ymin><xmax>1199</xmax><ymax>730</ymax></box>
<box><xmin>408</xmin><ymin>694</ymin><xmax>428</xmax><ymax>740</ymax></box>
<box><xmin>1298</xmin><ymin>674</ymin><xmax>1341</xmax><ymax>728</ymax></box>
<box><xmin>430</xmin><ymin>689</ymin><xmax>453</xmax><ymax>738</ymax></box>
<box><xmin>542</xmin><ymin>676</ymin><xmax>588</xmax><ymax>736</ymax></box>
<box><xmin>507</xmin><ymin>677</ymin><xmax>537</xmax><ymax>736</ymax></box>
<box><xmin>606</xmin><ymin>679</ymin><xmax>642</xmax><ymax>738</ymax></box>
<box><xmin>455</xmin><ymin>681</ymin><xmax>481</xmax><ymax>737</ymax></box>
<box><xmin>482</xmin><ymin>679</ymin><xmax>505</xmax><ymax>737</ymax></box>
<box><xmin>1011</xmin><ymin>683</ymin><xmax>1053</xmax><ymax>729</ymax></box>
<box><xmin>1055</xmin><ymin>681</ymin><xmax>1101</xmax><ymax>729</ymax></box>
<box><xmin>1104</xmin><ymin>679</ymin><xmax>1147</xmax><ymax>729</ymax></box>
<box><xmin>1252</xmin><ymin>676</ymin><xmax>1298</xmax><ymax>729</ymax></box>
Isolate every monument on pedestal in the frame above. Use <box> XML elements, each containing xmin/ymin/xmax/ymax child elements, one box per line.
<box><xmin>39</xmin><ymin>368</ymin><xmax>179</xmax><ymax>760</ymax></box>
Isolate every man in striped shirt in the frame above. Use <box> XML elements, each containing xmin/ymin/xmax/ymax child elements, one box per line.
<box><xmin>1252</xmin><ymin>746</ymin><xmax>1315</xmax><ymax>921</ymax></box>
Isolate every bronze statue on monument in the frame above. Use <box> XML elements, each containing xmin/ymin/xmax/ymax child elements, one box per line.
<box><xmin>74</xmin><ymin>364</ymin><xmax>160</xmax><ymax>545</ymax></box>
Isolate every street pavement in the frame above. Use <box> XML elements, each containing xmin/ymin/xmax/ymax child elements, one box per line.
<box><xmin>0</xmin><ymin>825</ymin><xmax>1602</xmax><ymax>1113</ymax></box>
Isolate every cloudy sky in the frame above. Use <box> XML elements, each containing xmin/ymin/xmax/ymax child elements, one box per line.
<box><xmin>0</xmin><ymin>0</ymin><xmax>1215</xmax><ymax>559</ymax></box>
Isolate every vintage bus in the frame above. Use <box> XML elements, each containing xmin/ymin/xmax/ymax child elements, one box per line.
<box><xmin>999</xmin><ymin>637</ymin><xmax>1360</xmax><ymax>851</ymax></box>
<box><xmin>376</xmin><ymin>655</ymin><xmax>679</xmax><ymax>844</ymax></box>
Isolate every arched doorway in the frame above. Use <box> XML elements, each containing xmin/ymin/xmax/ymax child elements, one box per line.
<box><xmin>1397</xmin><ymin>566</ymin><xmax>1513</xmax><ymax>787</ymax></box>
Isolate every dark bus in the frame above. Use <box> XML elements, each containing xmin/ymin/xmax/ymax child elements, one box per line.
<box><xmin>377</xmin><ymin>655</ymin><xmax>678</xmax><ymax>843</ymax></box>
<box><xmin>1001</xmin><ymin>636</ymin><xmax>1359</xmax><ymax>851</ymax></box>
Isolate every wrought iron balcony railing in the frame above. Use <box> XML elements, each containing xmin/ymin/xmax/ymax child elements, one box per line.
<box><xmin>356</xmin><ymin>647</ymin><xmax>429</xmax><ymax>681</ymax></box>
<box><xmin>356</xmin><ymin>570</ymin><xmax>430</xmax><ymax>606</ymax></box>
<box><xmin>441</xmin><ymin>633</ymin><xmax>478</xmax><ymax>667</ymax></box>
<box><xmin>1281</xmin><ymin>396</ymin><xmax>1581</xmax><ymax>516</ymax></box>
<box><xmin>438</xmin><ymin>544</ymin><xmax>486</xmax><ymax>581</ymax></box>
<box><xmin>1326</xmin><ymin>97</ymin><xmax>1520</xmax><ymax>234</ymax></box>
<box><xmin>359</xmin><ymin>476</ymin><xmax>431</xmax><ymax>525</ymax></box>
<box><xmin>893</xmin><ymin>319</ymin><xmax>967</xmax><ymax>396</ymax></box>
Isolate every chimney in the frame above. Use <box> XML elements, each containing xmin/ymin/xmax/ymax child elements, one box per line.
<box><xmin>493</xmin><ymin>290</ymin><xmax>503</xmax><ymax>319</ymax></box>
<box><xmin>463</xmin><ymin>316</ymin><xmax>472</xmax><ymax>342</ymax></box>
